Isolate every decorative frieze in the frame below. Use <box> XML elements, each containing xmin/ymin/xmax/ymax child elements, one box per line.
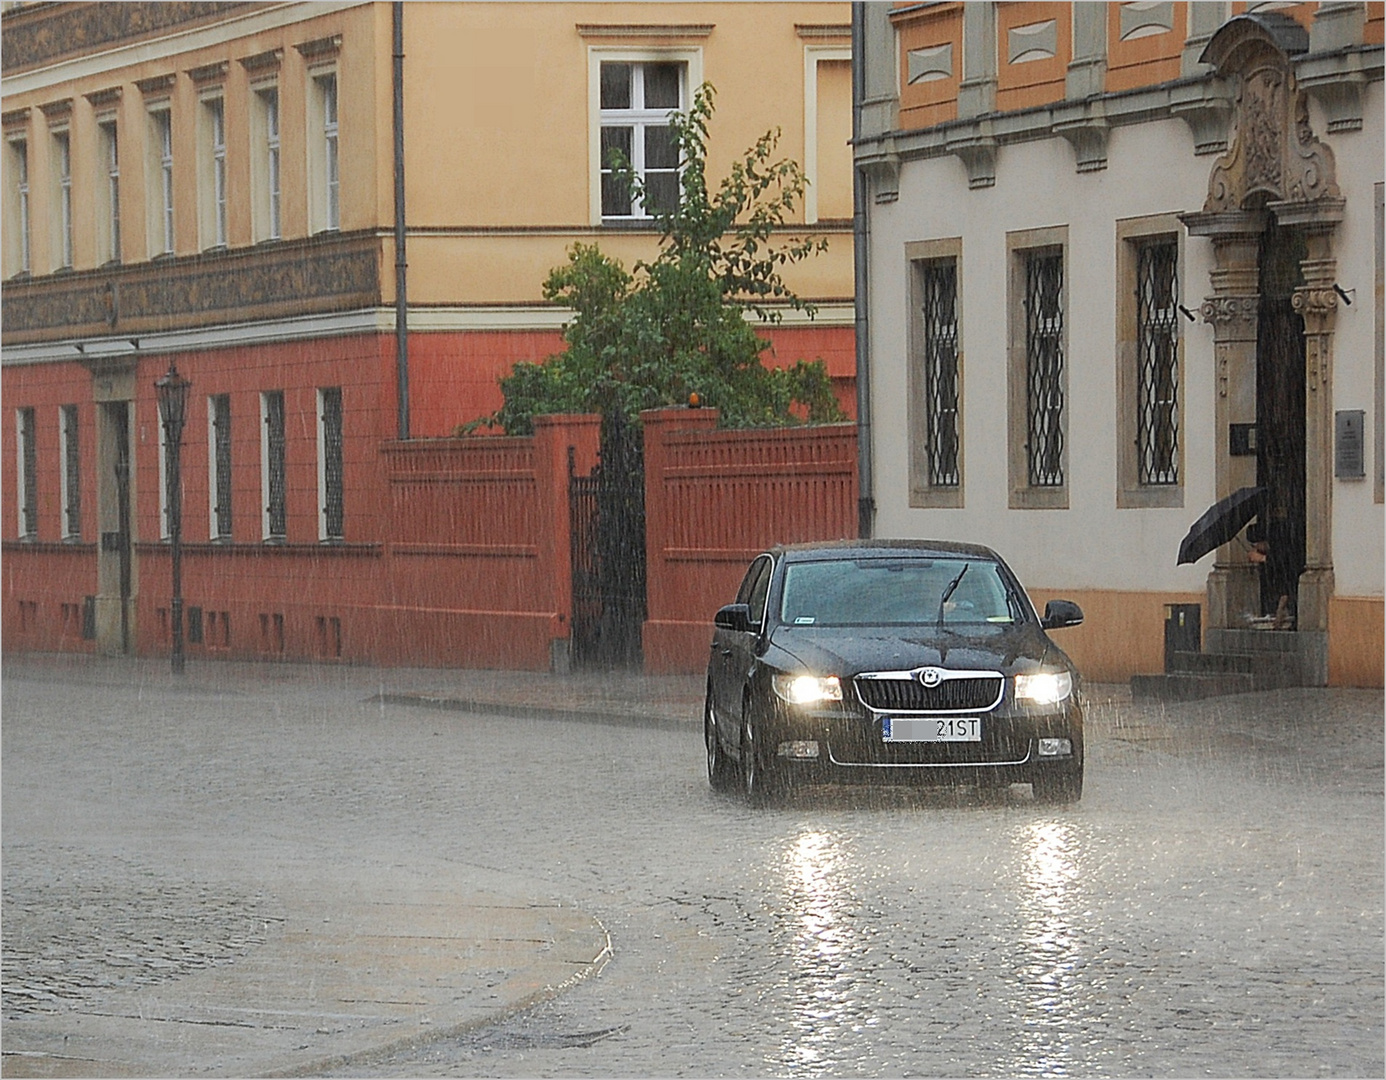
<box><xmin>1</xmin><ymin>2</ymin><xmax>245</xmax><ymax>73</ymax></box>
<box><xmin>1</xmin><ymin>234</ymin><xmax>381</xmax><ymax>345</ymax></box>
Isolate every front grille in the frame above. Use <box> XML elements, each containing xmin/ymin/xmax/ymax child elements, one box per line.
<box><xmin>854</xmin><ymin>673</ymin><xmax>1003</xmax><ymax>713</ymax></box>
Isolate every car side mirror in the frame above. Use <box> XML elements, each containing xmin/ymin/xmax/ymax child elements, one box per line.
<box><xmin>1041</xmin><ymin>599</ymin><xmax>1084</xmax><ymax>630</ymax></box>
<box><xmin>714</xmin><ymin>603</ymin><xmax>754</xmax><ymax>633</ymax></box>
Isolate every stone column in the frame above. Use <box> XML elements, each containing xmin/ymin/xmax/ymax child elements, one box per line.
<box><xmin>1182</xmin><ymin>210</ymin><xmax>1266</xmax><ymax>629</ymax></box>
<box><xmin>1278</xmin><ymin>201</ymin><xmax>1345</xmax><ymax>643</ymax></box>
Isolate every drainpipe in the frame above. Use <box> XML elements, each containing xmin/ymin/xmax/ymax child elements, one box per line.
<box><xmin>852</xmin><ymin>2</ymin><xmax>874</xmax><ymax>538</ymax></box>
<box><xmin>393</xmin><ymin>1</ymin><xmax>409</xmax><ymax>439</ymax></box>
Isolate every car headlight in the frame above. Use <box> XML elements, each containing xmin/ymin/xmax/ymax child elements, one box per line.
<box><xmin>1014</xmin><ymin>670</ymin><xmax>1072</xmax><ymax>705</ymax></box>
<box><xmin>772</xmin><ymin>673</ymin><xmax>843</xmax><ymax>705</ymax></box>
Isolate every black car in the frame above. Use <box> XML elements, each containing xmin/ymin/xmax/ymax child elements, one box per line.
<box><xmin>704</xmin><ymin>540</ymin><xmax>1086</xmax><ymax>804</ymax></box>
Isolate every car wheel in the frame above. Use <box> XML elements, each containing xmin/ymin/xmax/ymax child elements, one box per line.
<box><xmin>1032</xmin><ymin>763</ymin><xmax>1083</xmax><ymax>805</ymax></box>
<box><xmin>705</xmin><ymin>694</ymin><xmax>736</xmax><ymax>792</ymax></box>
<box><xmin>740</xmin><ymin>705</ymin><xmax>778</xmax><ymax>806</ymax></box>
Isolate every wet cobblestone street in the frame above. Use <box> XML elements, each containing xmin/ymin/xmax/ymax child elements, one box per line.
<box><xmin>3</xmin><ymin>659</ymin><xmax>1381</xmax><ymax>1077</ymax></box>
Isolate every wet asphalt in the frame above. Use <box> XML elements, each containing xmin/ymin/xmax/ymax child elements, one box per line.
<box><xmin>2</xmin><ymin>655</ymin><xmax>1382</xmax><ymax>1077</ymax></box>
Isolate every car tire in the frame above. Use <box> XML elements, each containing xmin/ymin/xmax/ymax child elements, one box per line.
<box><xmin>740</xmin><ymin>705</ymin><xmax>778</xmax><ymax>807</ymax></box>
<box><xmin>1032</xmin><ymin>763</ymin><xmax>1083</xmax><ymax>805</ymax></box>
<box><xmin>705</xmin><ymin>693</ymin><xmax>737</xmax><ymax>792</ymax></box>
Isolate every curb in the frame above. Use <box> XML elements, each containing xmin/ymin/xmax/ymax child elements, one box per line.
<box><xmin>373</xmin><ymin>692</ymin><xmax>699</xmax><ymax>732</ymax></box>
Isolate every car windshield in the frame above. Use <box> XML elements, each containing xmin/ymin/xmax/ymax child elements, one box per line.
<box><xmin>779</xmin><ymin>557</ymin><xmax>1020</xmax><ymax>627</ymax></box>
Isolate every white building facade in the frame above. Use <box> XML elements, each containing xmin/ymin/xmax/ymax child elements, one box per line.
<box><xmin>854</xmin><ymin>2</ymin><xmax>1382</xmax><ymax>686</ymax></box>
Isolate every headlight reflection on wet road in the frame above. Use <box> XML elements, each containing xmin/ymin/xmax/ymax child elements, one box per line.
<box><xmin>1007</xmin><ymin>819</ymin><xmax>1084</xmax><ymax>1076</ymax></box>
<box><xmin>774</xmin><ymin>828</ymin><xmax>878</xmax><ymax>1074</ymax></box>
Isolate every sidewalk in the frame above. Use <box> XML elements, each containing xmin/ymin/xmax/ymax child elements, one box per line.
<box><xmin>4</xmin><ymin>654</ymin><xmax>689</xmax><ymax>1079</ymax></box>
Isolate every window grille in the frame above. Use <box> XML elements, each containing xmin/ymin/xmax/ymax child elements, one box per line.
<box><xmin>18</xmin><ymin>407</ymin><xmax>37</xmax><ymax>537</ymax></box>
<box><xmin>210</xmin><ymin>394</ymin><xmax>232</xmax><ymax>538</ymax></box>
<box><xmin>919</xmin><ymin>260</ymin><xmax>960</xmax><ymax>487</ymax></box>
<box><xmin>600</xmin><ymin>61</ymin><xmax>682</xmax><ymax>218</ymax></box>
<box><xmin>54</xmin><ymin>131</ymin><xmax>72</xmax><ymax>268</ymax></box>
<box><xmin>1136</xmin><ymin>238</ymin><xmax>1179</xmax><ymax>485</ymax></box>
<box><xmin>1024</xmin><ymin>249</ymin><xmax>1065</xmax><ymax>487</ymax></box>
<box><xmin>62</xmin><ymin>404</ymin><xmax>80</xmax><ymax>539</ymax></box>
<box><xmin>319</xmin><ymin>387</ymin><xmax>343</xmax><ymax>540</ymax></box>
<box><xmin>264</xmin><ymin>390</ymin><xmax>286</xmax><ymax>539</ymax></box>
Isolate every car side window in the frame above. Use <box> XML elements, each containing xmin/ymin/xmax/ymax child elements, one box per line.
<box><xmin>744</xmin><ymin>557</ymin><xmax>773</xmax><ymax>627</ymax></box>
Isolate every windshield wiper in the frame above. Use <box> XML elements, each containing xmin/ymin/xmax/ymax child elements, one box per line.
<box><xmin>936</xmin><ymin>563</ymin><xmax>969</xmax><ymax>629</ymax></box>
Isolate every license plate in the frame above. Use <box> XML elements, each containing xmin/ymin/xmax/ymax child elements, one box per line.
<box><xmin>882</xmin><ymin>716</ymin><xmax>981</xmax><ymax>742</ymax></box>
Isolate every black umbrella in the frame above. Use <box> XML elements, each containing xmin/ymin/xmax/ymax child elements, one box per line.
<box><xmin>1177</xmin><ymin>486</ymin><xmax>1265</xmax><ymax>565</ymax></box>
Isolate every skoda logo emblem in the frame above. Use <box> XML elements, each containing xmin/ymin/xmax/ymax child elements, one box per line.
<box><xmin>919</xmin><ymin>668</ymin><xmax>943</xmax><ymax>688</ymax></box>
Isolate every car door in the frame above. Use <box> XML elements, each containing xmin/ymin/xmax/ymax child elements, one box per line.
<box><xmin>709</xmin><ymin>557</ymin><xmax>776</xmax><ymax>743</ymax></box>
<box><xmin>711</xmin><ymin>554</ymin><xmax>773</xmax><ymax>737</ymax></box>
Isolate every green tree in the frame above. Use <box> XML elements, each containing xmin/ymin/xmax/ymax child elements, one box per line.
<box><xmin>469</xmin><ymin>83</ymin><xmax>844</xmax><ymax>436</ymax></box>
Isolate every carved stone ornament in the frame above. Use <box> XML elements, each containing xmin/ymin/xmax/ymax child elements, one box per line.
<box><xmin>1290</xmin><ymin>287</ymin><xmax>1339</xmax><ymax>320</ymax></box>
<box><xmin>1200</xmin><ymin>17</ymin><xmax>1339</xmax><ymax>214</ymax></box>
<box><xmin>1200</xmin><ymin>295</ymin><xmax>1259</xmax><ymax>329</ymax></box>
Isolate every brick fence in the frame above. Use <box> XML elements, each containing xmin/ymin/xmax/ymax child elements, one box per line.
<box><xmin>640</xmin><ymin>407</ymin><xmax>859</xmax><ymax>673</ymax></box>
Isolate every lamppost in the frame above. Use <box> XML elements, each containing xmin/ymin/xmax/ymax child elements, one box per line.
<box><xmin>155</xmin><ymin>363</ymin><xmax>191</xmax><ymax>674</ymax></box>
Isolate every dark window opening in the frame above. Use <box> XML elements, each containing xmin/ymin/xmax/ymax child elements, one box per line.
<box><xmin>1136</xmin><ymin>238</ymin><xmax>1179</xmax><ymax>485</ymax></box>
<box><xmin>211</xmin><ymin>394</ymin><xmax>232</xmax><ymax>538</ymax></box>
<box><xmin>264</xmin><ymin>391</ymin><xmax>286</xmax><ymax>540</ymax></box>
<box><xmin>320</xmin><ymin>387</ymin><xmax>343</xmax><ymax>540</ymax></box>
<box><xmin>920</xmin><ymin>260</ymin><xmax>961</xmax><ymax>487</ymax></box>
<box><xmin>1024</xmin><ymin>249</ymin><xmax>1065</xmax><ymax>487</ymax></box>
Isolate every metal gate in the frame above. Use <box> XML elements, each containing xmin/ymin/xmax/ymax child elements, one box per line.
<box><xmin>569</xmin><ymin>411</ymin><xmax>646</xmax><ymax>668</ymax></box>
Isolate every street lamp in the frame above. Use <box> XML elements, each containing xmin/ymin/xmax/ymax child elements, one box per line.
<box><xmin>155</xmin><ymin>363</ymin><xmax>191</xmax><ymax>674</ymax></box>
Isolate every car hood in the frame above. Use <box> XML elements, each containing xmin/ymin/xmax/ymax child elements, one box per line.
<box><xmin>768</xmin><ymin>622</ymin><xmax>1065</xmax><ymax>677</ymax></box>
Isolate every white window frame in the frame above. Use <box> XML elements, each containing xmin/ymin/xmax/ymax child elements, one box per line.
<box><xmin>52</xmin><ymin>127</ymin><xmax>72</xmax><ymax>269</ymax></box>
<box><xmin>308</xmin><ymin>69</ymin><xmax>339</xmax><ymax>233</ymax></box>
<box><xmin>252</xmin><ymin>83</ymin><xmax>281</xmax><ymax>241</ymax></box>
<box><xmin>199</xmin><ymin>93</ymin><xmax>227</xmax><ymax>249</ymax></box>
<box><xmin>147</xmin><ymin>104</ymin><xmax>174</xmax><ymax>256</ymax></box>
<box><xmin>97</xmin><ymin>117</ymin><xmax>120</xmax><ymax>263</ymax></box>
<box><xmin>60</xmin><ymin>403</ymin><xmax>80</xmax><ymax>539</ymax></box>
<box><xmin>803</xmin><ymin>45</ymin><xmax>851</xmax><ymax>225</ymax></box>
<box><xmin>587</xmin><ymin>47</ymin><xmax>701</xmax><ymax>226</ymax></box>
<box><xmin>6</xmin><ymin>135</ymin><xmax>30</xmax><ymax>276</ymax></box>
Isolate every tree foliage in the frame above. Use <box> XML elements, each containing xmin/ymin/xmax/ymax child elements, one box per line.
<box><xmin>469</xmin><ymin>83</ymin><xmax>844</xmax><ymax>436</ymax></box>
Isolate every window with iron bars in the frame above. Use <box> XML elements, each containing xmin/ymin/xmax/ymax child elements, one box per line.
<box><xmin>61</xmin><ymin>404</ymin><xmax>80</xmax><ymax>539</ymax></box>
<box><xmin>262</xmin><ymin>390</ymin><xmax>286</xmax><ymax>541</ymax></box>
<box><xmin>1024</xmin><ymin>249</ymin><xmax>1065</xmax><ymax>488</ymax></box>
<box><xmin>919</xmin><ymin>259</ymin><xmax>961</xmax><ymax>488</ymax></box>
<box><xmin>1136</xmin><ymin>238</ymin><xmax>1179</xmax><ymax>485</ymax></box>
<box><xmin>209</xmin><ymin>394</ymin><xmax>232</xmax><ymax>539</ymax></box>
<box><xmin>317</xmin><ymin>387</ymin><xmax>343</xmax><ymax>541</ymax></box>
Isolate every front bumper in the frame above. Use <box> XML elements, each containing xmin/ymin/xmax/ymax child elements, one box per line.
<box><xmin>762</xmin><ymin>696</ymin><xmax>1083</xmax><ymax>787</ymax></box>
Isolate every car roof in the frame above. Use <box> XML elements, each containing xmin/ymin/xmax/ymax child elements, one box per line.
<box><xmin>772</xmin><ymin>539</ymin><xmax>1003</xmax><ymax>563</ymax></box>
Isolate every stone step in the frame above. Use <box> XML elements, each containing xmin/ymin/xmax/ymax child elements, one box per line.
<box><xmin>1206</xmin><ymin>628</ymin><xmax>1304</xmax><ymax>653</ymax></box>
<box><xmin>1131</xmin><ymin>671</ymin><xmax>1256</xmax><ymax>701</ymax></box>
<box><xmin>1169</xmin><ymin>650</ymin><xmax>1302</xmax><ymax>681</ymax></box>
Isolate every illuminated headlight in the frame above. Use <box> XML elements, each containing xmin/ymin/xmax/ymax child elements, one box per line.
<box><xmin>1014</xmin><ymin>671</ymin><xmax>1073</xmax><ymax>705</ymax></box>
<box><xmin>772</xmin><ymin>673</ymin><xmax>843</xmax><ymax>705</ymax></box>
<box><xmin>1037</xmin><ymin>738</ymin><xmax>1072</xmax><ymax>757</ymax></box>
